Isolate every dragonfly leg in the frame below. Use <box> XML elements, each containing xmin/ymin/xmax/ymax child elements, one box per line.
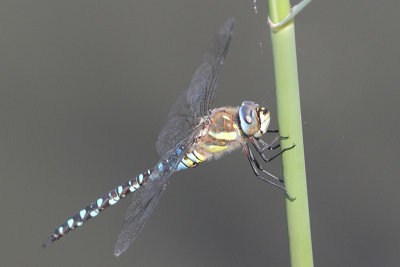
<box><xmin>244</xmin><ymin>143</ymin><xmax>283</xmax><ymax>182</ymax></box>
<box><xmin>267</xmin><ymin>131</ymin><xmax>290</xmax><ymax>139</ymax></box>
<box><xmin>256</xmin><ymin>137</ymin><xmax>281</xmax><ymax>151</ymax></box>
<box><xmin>243</xmin><ymin>144</ymin><xmax>295</xmax><ymax>201</ymax></box>
<box><xmin>264</xmin><ymin>130</ymin><xmax>290</xmax><ymax>148</ymax></box>
<box><xmin>250</xmin><ymin>137</ymin><xmax>295</xmax><ymax>162</ymax></box>
<box><xmin>268</xmin><ymin>0</ymin><xmax>312</xmax><ymax>30</ymax></box>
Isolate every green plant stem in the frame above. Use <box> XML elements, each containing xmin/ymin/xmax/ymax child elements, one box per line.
<box><xmin>268</xmin><ymin>0</ymin><xmax>314</xmax><ymax>266</ymax></box>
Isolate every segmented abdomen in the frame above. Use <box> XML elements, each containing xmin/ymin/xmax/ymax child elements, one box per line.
<box><xmin>42</xmin><ymin>170</ymin><xmax>152</xmax><ymax>247</ymax></box>
<box><xmin>177</xmin><ymin>149</ymin><xmax>207</xmax><ymax>170</ymax></box>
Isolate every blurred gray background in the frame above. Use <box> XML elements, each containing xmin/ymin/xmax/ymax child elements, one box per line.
<box><xmin>1</xmin><ymin>0</ymin><xmax>399</xmax><ymax>266</ymax></box>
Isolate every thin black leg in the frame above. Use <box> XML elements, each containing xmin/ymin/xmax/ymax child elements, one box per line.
<box><xmin>243</xmin><ymin>144</ymin><xmax>295</xmax><ymax>201</ymax></box>
<box><xmin>245</xmin><ymin>143</ymin><xmax>282</xmax><ymax>182</ymax></box>
<box><xmin>257</xmin><ymin>137</ymin><xmax>281</xmax><ymax>151</ymax></box>
<box><xmin>250</xmin><ymin>136</ymin><xmax>280</xmax><ymax>153</ymax></box>
<box><xmin>267</xmin><ymin>129</ymin><xmax>290</xmax><ymax>139</ymax></box>
<box><xmin>250</xmin><ymin>137</ymin><xmax>296</xmax><ymax>163</ymax></box>
<box><xmin>266</xmin><ymin>129</ymin><xmax>289</xmax><ymax>139</ymax></box>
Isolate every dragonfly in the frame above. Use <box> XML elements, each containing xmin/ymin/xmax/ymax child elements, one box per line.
<box><xmin>43</xmin><ymin>18</ymin><xmax>294</xmax><ymax>257</ymax></box>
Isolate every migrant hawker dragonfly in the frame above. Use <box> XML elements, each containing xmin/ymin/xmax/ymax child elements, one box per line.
<box><xmin>43</xmin><ymin>18</ymin><xmax>294</xmax><ymax>256</ymax></box>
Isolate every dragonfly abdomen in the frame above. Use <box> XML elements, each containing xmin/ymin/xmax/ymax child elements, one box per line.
<box><xmin>42</xmin><ymin>170</ymin><xmax>152</xmax><ymax>247</ymax></box>
<box><xmin>177</xmin><ymin>149</ymin><xmax>206</xmax><ymax>170</ymax></box>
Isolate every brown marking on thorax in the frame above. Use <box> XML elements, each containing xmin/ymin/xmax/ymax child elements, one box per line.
<box><xmin>190</xmin><ymin>107</ymin><xmax>245</xmax><ymax>159</ymax></box>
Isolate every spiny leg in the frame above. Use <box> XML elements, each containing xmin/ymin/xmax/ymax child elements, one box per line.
<box><xmin>251</xmin><ymin>136</ymin><xmax>281</xmax><ymax>152</ymax></box>
<box><xmin>244</xmin><ymin>143</ymin><xmax>282</xmax><ymax>182</ymax></box>
<box><xmin>267</xmin><ymin>130</ymin><xmax>290</xmax><ymax>139</ymax></box>
<box><xmin>258</xmin><ymin>138</ymin><xmax>281</xmax><ymax>150</ymax></box>
<box><xmin>243</xmin><ymin>144</ymin><xmax>295</xmax><ymax>201</ymax></box>
<box><xmin>250</xmin><ymin>137</ymin><xmax>296</xmax><ymax>163</ymax></box>
<box><xmin>263</xmin><ymin>130</ymin><xmax>290</xmax><ymax>150</ymax></box>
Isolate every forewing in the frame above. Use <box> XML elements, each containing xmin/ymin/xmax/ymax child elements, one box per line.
<box><xmin>156</xmin><ymin>18</ymin><xmax>235</xmax><ymax>157</ymax></box>
<box><xmin>114</xmin><ymin>18</ymin><xmax>235</xmax><ymax>256</ymax></box>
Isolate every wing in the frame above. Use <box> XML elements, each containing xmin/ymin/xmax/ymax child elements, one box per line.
<box><xmin>156</xmin><ymin>18</ymin><xmax>235</xmax><ymax>157</ymax></box>
<box><xmin>114</xmin><ymin>18</ymin><xmax>235</xmax><ymax>256</ymax></box>
<box><xmin>114</xmin><ymin>174</ymin><xmax>167</xmax><ymax>257</ymax></box>
<box><xmin>114</xmin><ymin>139</ymin><xmax>193</xmax><ymax>256</ymax></box>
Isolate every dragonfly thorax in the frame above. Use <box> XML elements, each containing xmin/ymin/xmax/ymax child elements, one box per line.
<box><xmin>239</xmin><ymin>101</ymin><xmax>270</xmax><ymax>138</ymax></box>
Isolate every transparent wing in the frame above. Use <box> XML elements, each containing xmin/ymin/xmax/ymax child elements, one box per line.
<box><xmin>114</xmin><ymin>138</ymin><xmax>194</xmax><ymax>256</ymax></box>
<box><xmin>114</xmin><ymin>18</ymin><xmax>235</xmax><ymax>256</ymax></box>
<box><xmin>114</xmin><ymin>175</ymin><xmax>167</xmax><ymax>257</ymax></box>
<box><xmin>156</xmin><ymin>18</ymin><xmax>235</xmax><ymax>157</ymax></box>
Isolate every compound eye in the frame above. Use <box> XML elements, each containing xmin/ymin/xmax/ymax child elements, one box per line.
<box><xmin>239</xmin><ymin>101</ymin><xmax>261</xmax><ymax>137</ymax></box>
<box><xmin>245</xmin><ymin>110</ymin><xmax>253</xmax><ymax>124</ymax></box>
<box><xmin>240</xmin><ymin>104</ymin><xmax>253</xmax><ymax>125</ymax></box>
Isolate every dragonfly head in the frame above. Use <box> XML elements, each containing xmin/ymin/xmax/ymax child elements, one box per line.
<box><xmin>239</xmin><ymin>101</ymin><xmax>270</xmax><ymax>138</ymax></box>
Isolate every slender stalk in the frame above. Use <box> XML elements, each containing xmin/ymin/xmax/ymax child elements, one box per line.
<box><xmin>267</xmin><ymin>1</ymin><xmax>314</xmax><ymax>266</ymax></box>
